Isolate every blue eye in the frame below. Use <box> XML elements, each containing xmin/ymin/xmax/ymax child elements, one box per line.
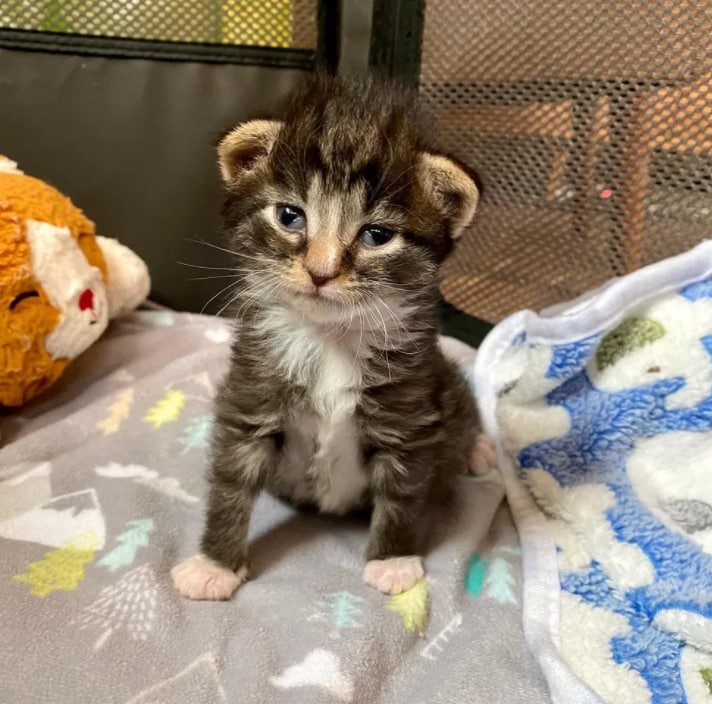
<box><xmin>276</xmin><ymin>205</ymin><xmax>306</xmax><ymax>231</ymax></box>
<box><xmin>359</xmin><ymin>225</ymin><xmax>395</xmax><ymax>248</ymax></box>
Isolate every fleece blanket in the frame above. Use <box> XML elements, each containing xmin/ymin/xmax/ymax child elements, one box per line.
<box><xmin>474</xmin><ymin>240</ymin><xmax>712</xmax><ymax>704</ymax></box>
<box><xmin>0</xmin><ymin>310</ymin><xmax>549</xmax><ymax>704</ymax></box>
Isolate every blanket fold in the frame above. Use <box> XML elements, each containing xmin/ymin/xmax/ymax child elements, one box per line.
<box><xmin>475</xmin><ymin>240</ymin><xmax>712</xmax><ymax>704</ymax></box>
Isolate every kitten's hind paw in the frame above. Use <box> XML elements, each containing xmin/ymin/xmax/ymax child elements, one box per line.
<box><xmin>469</xmin><ymin>433</ymin><xmax>497</xmax><ymax>475</ymax></box>
<box><xmin>171</xmin><ymin>554</ymin><xmax>246</xmax><ymax>601</ymax></box>
<box><xmin>363</xmin><ymin>556</ymin><xmax>424</xmax><ymax>595</ymax></box>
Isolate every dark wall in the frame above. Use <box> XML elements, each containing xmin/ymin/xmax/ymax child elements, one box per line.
<box><xmin>0</xmin><ymin>48</ymin><xmax>310</xmax><ymax>313</ymax></box>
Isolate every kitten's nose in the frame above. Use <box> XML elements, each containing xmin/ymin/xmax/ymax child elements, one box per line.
<box><xmin>308</xmin><ymin>270</ymin><xmax>337</xmax><ymax>288</ymax></box>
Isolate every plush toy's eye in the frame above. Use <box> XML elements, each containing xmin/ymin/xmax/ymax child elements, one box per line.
<box><xmin>9</xmin><ymin>290</ymin><xmax>39</xmax><ymax>310</ymax></box>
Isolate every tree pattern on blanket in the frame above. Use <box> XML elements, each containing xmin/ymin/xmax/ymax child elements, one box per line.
<box><xmin>386</xmin><ymin>579</ymin><xmax>430</xmax><ymax>634</ymax></box>
<box><xmin>143</xmin><ymin>390</ymin><xmax>186</xmax><ymax>429</ymax></box>
<box><xmin>308</xmin><ymin>590</ymin><xmax>364</xmax><ymax>638</ymax></box>
<box><xmin>76</xmin><ymin>563</ymin><xmax>159</xmax><ymax>650</ymax></box>
<box><xmin>0</xmin><ymin>316</ymin><xmax>522</xmax><ymax>704</ymax></box>
<box><xmin>519</xmin><ymin>299</ymin><xmax>712</xmax><ymax>703</ymax></box>
<box><xmin>178</xmin><ymin>413</ymin><xmax>214</xmax><ymax>454</ymax></box>
<box><xmin>97</xmin><ymin>519</ymin><xmax>154</xmax><ymax>572</ymax></box>
<box><xmin>14</xmin><ymin>531</ymin><xmax>98</xmax><ymax>597</ymax></box>
<box><xmin>96</xmin><ymin>388</ymin><xmax>135</xmax><ymax>436</ymax></box>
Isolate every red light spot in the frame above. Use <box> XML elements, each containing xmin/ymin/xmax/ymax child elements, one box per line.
<box><xmin>600</xmin><ymin>188</ymin><xmax>612</xmax><ymax>199</ymax></box>
<box><xmin>79</xmin><ymin>289</ymin><xmax>94</xmax><ymax>311</ymax></box>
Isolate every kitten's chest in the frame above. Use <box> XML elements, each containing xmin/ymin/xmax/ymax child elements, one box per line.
<box><xmin>262</xmin><ymin>310</ymin><xmax>369</xmax><ymax>513</ymax></box>
<box><xmin>281</xmin><ymin>381</ymin><xmax>368</xmax><ymax>515</ymax></box>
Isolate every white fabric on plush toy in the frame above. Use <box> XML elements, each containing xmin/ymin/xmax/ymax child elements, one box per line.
<box><xmin>97</xmin><ymin>235</ymin><xmax>152</xmax><ymax>318</ymax></box>
<box><xmin>26</xmin><ymin>220</ymin><xmax>111</xmax><ymax>359</ymax></box>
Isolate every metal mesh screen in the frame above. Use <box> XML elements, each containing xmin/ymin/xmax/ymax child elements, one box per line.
<box><xmin>0</xmin><ymin>0</ymin><xmax>317</xmax><ymax>49</ymax></box>
<box><xmin>420</xmin><ymin>0</ymin><xmax>712</xmax><ymax>322</ymax></box>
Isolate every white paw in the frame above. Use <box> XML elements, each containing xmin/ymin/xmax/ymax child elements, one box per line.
<box><xmin>469</xmin><ymin>434</ymin><xmax>497</xmax><ymax>475</ymax></box>
<box><xmin>171</xmin><ymin>554</ymin><xmax>246</xmax><ymax>601</ymax></box>
<box><xmin>363</xmin><ymin>556</ymin><xmax>424</xmax><ymax>595</ymax></box>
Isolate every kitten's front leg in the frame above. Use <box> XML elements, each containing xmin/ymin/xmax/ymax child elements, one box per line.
<box><xmin>171</xmin><ymin>427</ymin><xmax>276</xmax><ymax>601</ymax></box>
<box><xmin>363</xmin><ymin>453</ymin><xmax>427</xmax><ymax>595</ymax></box>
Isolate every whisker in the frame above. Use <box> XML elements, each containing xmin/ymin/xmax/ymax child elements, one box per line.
<box><xmin>200</xmin><ymin>279</ymin><xmax>242</xmax><ymax>315</ymax></box>
<box><xmin>177</xmin><ymin>261</ymin><xmax>237</xmax><ymax>272</ymax></box>
<box><xmin>215</xmin><ymin>290</ymin><xmax>243</xmax><ymax>319</ymax></box>
<box><xmin>188</xmin><ymin>274</ymin><xmax>242</xmax><ymax>282</ymax></box>
<box><xmin>187</xmin><ymin>238</ymin><xmax>239</xmax><ymax>258</ymax></box>
<box><xmin>232</xmin><ymin>275</ymin><xmax>284</xmax><ymax>322</ymax></box>
<box><xmin>364</xmin><ymin>298</ymin><xmax>392</xmax><ymax>382</ymax></box>
<box><xmin>363</xmin><ymin>289</ymin><xmax>424</xmax><ymax>355</ymax></box>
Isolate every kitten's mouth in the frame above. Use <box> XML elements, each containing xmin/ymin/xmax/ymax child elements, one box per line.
<box><xmin>294</xmin><ymin>285</ymin><xmax>339</xmax><ymax>303</ymax></box>
<box><xmin>289</xmin><ymin>285</ymin><xmax>346</xmax><ymax>313</ymax></box>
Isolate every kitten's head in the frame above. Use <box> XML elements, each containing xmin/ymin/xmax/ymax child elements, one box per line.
<box><xmin>218</xmin><ymin>74</ymin><xmax>478</xmax><ymax>325</ymax></box>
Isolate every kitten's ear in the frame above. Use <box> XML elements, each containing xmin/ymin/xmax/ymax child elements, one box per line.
<box><xmin>217</xmin><ymin>119</ymin><xmax>283</xmax><ymax>183</ymax></box>
<box><xmin>418</xmin><ymin>153</ymin><xmax>479</xmax><ymax>238</ymax></box>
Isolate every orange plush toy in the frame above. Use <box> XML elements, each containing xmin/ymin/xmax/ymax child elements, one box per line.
<box><xmin>0</xmin><ymin>156</ymin><xmax>150</xmax><ymax>408</ymax></box>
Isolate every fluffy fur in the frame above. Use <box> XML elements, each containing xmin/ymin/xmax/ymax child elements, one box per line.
<box><xmin>172</xmin><ymin>75</ymin><xmax>483</xmax><ymax>600</ymax></box>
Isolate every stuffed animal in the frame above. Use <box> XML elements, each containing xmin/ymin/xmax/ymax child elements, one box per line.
<box><xmin>0</xmin><ymin>156</ymin><xmax>150</xmax><ymax>407</ymax></box>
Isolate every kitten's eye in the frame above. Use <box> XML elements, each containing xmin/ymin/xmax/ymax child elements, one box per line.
<box><xmin>359</xmin><ymin>225</ymin><xmax>395</xmax><ymax>248</ymax></box>
<box><xmin>276</xmin><ymin>205</ymin><xmax>306</xmax><ymax>231</ymax></box>
<box><xmin>9</xmin><ymin>290</ymin><xmax>39</xmax><ymax>310</ymax></box>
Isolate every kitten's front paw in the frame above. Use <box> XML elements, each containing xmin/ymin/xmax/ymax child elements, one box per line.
<box><xmin>171</xmin><ymin>554</ymin><xmax>246</xmax><ymax>601</ymax></box>
<box><xmin>469</xmin><ymin>433</ymin><xmax>497</xmax><ymax>475</ymax></box>
<box><xmin>363</xmin><ymin>556</ymin><xmax>424</xmax><ymax>595</ymax></box>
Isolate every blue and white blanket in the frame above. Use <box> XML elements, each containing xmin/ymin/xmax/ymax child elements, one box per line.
<box><xmin>474</xmin><ymin>241</ymin><xmax>712</xmax><ymax>704</ymax></box>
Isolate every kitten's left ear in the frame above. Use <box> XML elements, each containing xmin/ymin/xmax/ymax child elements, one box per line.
<box><xmin>418</xmin><ymin>153</ymin><xmax>479</xmax><ymax>238</ymax></box>
<box><xmin>217</xmin><ymin>119</ymin><xmax>283</xmax><ymax>183</ymax></box>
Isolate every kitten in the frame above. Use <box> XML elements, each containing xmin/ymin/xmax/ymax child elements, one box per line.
<box><xmin>171</xmin><ymin>74</ymin><xmax>493</xmax><ymax>601</ymax></box>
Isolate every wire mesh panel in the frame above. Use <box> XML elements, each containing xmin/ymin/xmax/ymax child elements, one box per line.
<box><xmin>420</xmin><ymin>0</ymin><xmax>712</xmax><ymax>322</ymax></box>
<box><xmin>0</xmin><ymin>0</ymin><xmax>317</xmax><ymax>49</ymax></box>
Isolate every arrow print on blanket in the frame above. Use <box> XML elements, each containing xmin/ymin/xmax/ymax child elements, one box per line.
<box><xmin>420</xmin><ymin>613</ymin><xmax>463</xmax><ymax>661</ymax></box>
<box><xmin>125</xmin><ymin>652</ymin><xmax>226</xmax><ymax>704</ymax></box>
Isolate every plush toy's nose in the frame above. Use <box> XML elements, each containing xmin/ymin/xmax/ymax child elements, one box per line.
<box><xmin>79</xmin><ymin>288</ymin><xmax>94</xmax><ymax>312</ymax></box>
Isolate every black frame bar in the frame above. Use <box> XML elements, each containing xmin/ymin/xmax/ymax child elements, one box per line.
<box><xmin>369</xmin><ymin>0</ymin><xmax>424</xmax><ymax>87</ymax></box>
<box><xmin>0</xmin><ymin>0</ymin><xmax>343</xmax><ymax>72</ymax></box>
<box><xmin>316</xmin><ymin>0</ymin><xmax>342</xmax><ymax>73</ymax></box>
<box><xmin>0</xmin><ymin>28</ymin><xmax>315</xmax><ymax>68</ymax></box>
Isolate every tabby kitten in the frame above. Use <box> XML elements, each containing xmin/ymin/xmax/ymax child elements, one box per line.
<box><xmin>172</xmin><ymin>74</ymin><xmax>492</xmax><ymax>601</ymax></box>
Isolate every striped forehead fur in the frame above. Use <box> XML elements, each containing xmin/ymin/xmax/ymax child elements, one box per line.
<box><xmin>271</xmin><ymin>74</ymin><xmax>429</xmax><ymax>205</ymax></box>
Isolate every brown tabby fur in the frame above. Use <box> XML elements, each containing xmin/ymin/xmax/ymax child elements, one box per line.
<box><xmin>199</xmin><ymin>74</ymin><xmax>481</xmax><ymax>582</ymax></box>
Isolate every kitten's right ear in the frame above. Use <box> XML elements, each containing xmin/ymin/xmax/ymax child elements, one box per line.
<box><xmin>217</xmin><ymin>120</ymin><xmax>283</xmax><ymax>183</ymax></box>
<box><xmin>418</xmin><ymin>153</ymin><xmax>479</xmax><ymax>239</ymax></box>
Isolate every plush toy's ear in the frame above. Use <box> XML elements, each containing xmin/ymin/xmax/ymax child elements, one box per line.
<box><xmin>0</xmin><ymin>155</ymin><xmax>23</xmax><ymax>174</ymax></box>
<box><xmin>418</xmin><ymin>153</ymin><xmax>479</xmax><ymax>239</ymax></box>
<box><xmin>217</xmin><ymin>119</ymin><xmax>283</xmax><ymax>183</ymax></box>
<box><xmin>95</xmin><ymin>236</ymin><xmax>151</xmax><ymax>318</ymax></box>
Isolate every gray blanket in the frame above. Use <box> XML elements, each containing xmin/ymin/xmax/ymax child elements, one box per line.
<box><xmin>0</xmin><ymin>311</ymin><xmax>549</xmax><ymax>704</ymax></box>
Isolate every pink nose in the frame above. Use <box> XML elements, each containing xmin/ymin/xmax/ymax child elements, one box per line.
<box><xmin>79</xmin><ymin>289</ymin><xmax>94</xmax><ymax>312</ymax></box>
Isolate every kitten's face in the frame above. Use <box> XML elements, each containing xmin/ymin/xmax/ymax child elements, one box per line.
<box><xmin>218</xmin><ymin>77</ymin><xmax>478</xmax><ymax>325</ymax></box>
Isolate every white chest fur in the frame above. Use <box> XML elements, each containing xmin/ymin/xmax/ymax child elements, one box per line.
<box><xmin>257</xmin><ymin>307</ymin><xmax>369</xmax><ymax>514</ymax></box>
